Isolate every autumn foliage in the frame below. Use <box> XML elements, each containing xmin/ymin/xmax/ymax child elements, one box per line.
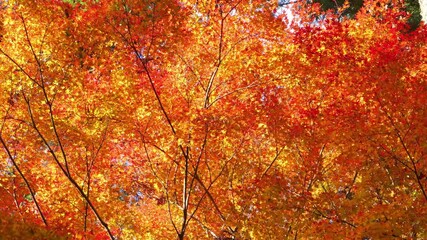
<box><xmin>0</xmin><ymin>0</ymin><xmax>427</xmax><ymax>239</ymax></box>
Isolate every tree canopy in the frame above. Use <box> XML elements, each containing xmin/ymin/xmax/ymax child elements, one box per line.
<box><xmin>0</xmin><ymin>0</ymin><xmax>426</xmax><ymax>239</ymax></box>
<box><xmin>308</xmin><ymin>0</ymin><xmax>422</xmax><ymax>28</ymax></box>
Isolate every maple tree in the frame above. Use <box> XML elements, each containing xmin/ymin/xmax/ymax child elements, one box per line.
<box><xmin>0</xmin><ymin>0</ymin><xmax>426</xmax><ymax>239</ymax></box>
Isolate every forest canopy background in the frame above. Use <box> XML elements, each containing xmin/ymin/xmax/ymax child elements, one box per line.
<box><xmin>0</xmin><ymin>0</ymin><xmax>427</xmax><ymax>239</ymax></box>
